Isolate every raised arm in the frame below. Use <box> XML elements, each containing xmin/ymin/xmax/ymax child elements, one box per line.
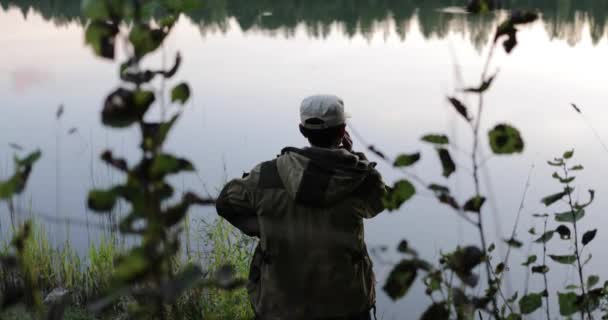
<box><xmin>216</xmin><ymin>165</ymin><xmax>261</xmax><ymax>237</ymax></box>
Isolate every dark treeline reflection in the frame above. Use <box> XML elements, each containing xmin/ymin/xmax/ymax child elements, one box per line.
<box><xmin>3</xmin><ymin>0</ymin><xmax>608</xmax><ymax>47</ymax></box>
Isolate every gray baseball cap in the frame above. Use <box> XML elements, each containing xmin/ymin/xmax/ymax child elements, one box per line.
<box><xmin>300</xmin><ymin>94</ymin><xmax>350</xmax><ymax>130</ymax></box>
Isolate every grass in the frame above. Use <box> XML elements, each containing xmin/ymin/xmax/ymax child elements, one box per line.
<box><xmin>0</xmin><ymin>218</ymin><xmax>255</xmax><ymax>319</ymax></box>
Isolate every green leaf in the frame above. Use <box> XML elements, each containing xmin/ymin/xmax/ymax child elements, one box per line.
<box><xmin>522</xmin><ymin>255</ymin><xmax>537</xmax><ymax>266</ymax></box>
<box><xmin>504</xmin><ymin>237</ymin><xmax>523</xmax><ymax>248</ymax></box>
<box><xmin>570</xmin><ymin>165</ymin><xmax>584</xmax><ymax>171</ymax></box>
<box><xmin>531</xmin><ymin>265</ymin><xmax>549</xmax><ymax>274</ymax></box>
<box><xmin>555</xmin><ymin>225</ymin><xmax>571</xmax><ymax>240</ymax></box>
<box><xmin>421</xmin><ymin>134</ymin><xmax>449</xmax><ymax>145</ymax></box>
<box><xmin>463</xmin><ymin>196</ymin><xmax>486</xmax><ymax>213</ymax></box>
<box><xmin>102</xmin><ymin>88</ymin><xmax>154</xmax><ymax>128</ymax></box>
<box><xmin>534</xmin><ymin>231</ymin><xmax>554</xmax><ymax>243</ymax></box>
<box><xmin>420</xmin><ymin>302</ymin><xmax>449</xmax><ymax>320</ymax></box>
<box><xmin>0</xmin><ymin>176</ymin><xmax>20</xmax><ymax>200</ymax></box>
<box><xmin>383</xmin><ymin>180</ymin><xmax>416</xmax><ymax>211</ymax></box>
<box><xmin>555</xmin><ymin>209</ymin><xmax>585</xmax><ymax>223</ymax></box>
<box><xmin>582</xmin><ymin>229</ymin><xmax>597</xmax><ymax>246</ymax></box>
<box><xmin>488</xmin><ymin>243</ymin><xmax>495</xmax><ymax>252</ymax></box>
<box><xmin>383</xmin><ymin>259</ymin><xmax>418</xmax><ymax>300</ymax></box>
<box><xmin>447</xmin><ymin>97</ymin><xmax>471</xmax><ymax>121</ymax></box>
<box><xmin>541</xmin><ymin>190</ymin><xmax>569</xmax><ymax>207</ymax></box>
<box><xmin>141</xmin><ymin>114</ymin><xmax>180</xmax><ymax>151</ymax></box>
<box><xmin>463</xmin><ymin>75</ymin><xmax>496</xmax><ymax>93</ymax></box>
<box><xmin>85</xmin><ymin>21</ymin><xmax>118</xmax><ymax>60</ymax></box>
<box><xmin>15</xmin><ymin>150</ymin><xmax>42</xmax><ymax>167</ymax></box>
<box><xmin>437</xmin><ymin>148</ymin><xmax>455</xmax><ymax>178</ymax></box>
<box><xmin>587</xmin><ymin>275</ymin><xmax>600</xmax><ymax>289</ymax></box>
<box><xmin>129</xmin><ymin>24</ymin><xmax>166</xmax><ymax>58</ymax></box>
<box><xmin>549</xmin><ymin>254</ymin><xmax>576</xmax><ymax>265</ymax></box>
<box><xmin>449</xmin><ymin>246</ymin><xmax>483</xmax><ymax>287</ymax></box>
<box><xmin>548</xmin><ymin>159</ymin><xmax>564</xmax><ymax>166</ymax></box>
<box><xmin>563</xmin><ymin>150</ymin><xmax>574</xmax><ymax>159</ymax></box>
<box><xmin>558</xmin><ymin>292</ymin><xmax>579</xmax><ymax>316</ymax></box>
<box><xmin>87</xmin><ymin>188</ymin><xmax>118</xmax><ymax>212</ymax></box>
<box><xmin>0</xmin><ymin>151</ymin><xmax>42</xmax><ymax>200</ymax></box>
<box><xmin>552</xmin><ymin>172</ymin><xmax>575</xmax><ymax>184</ymax></box>
<box><xmin>171</xmin><ymin>83</ymin><xmax>191</xmax><ymax>104</ymax></box>
<box><xmin>428</xmin><ymin>184</ymin><xmax>450</xmax><ymax>194</ymax></box>
<box><xmin>150</xmin><ymin>154</ymin><xmax>195</xmax><ymax>178</ymax></box>
<box><xmin>437</xmin><ymin>193</ymin><xmax>459</xmax><ymax>210</ymax></box>
<box><xmin>113</xmin><ymin>250</ymin><xmax>150</xmax><ymax>283</ymax></box>
<box><xmin>393</xmin><ymin>153</ymin><xmax>421</xmax><ymax>167</ymax></box>
<box><xmin>519</xmin><ymin>293</ymin><xmax>542</xmax><ymax>314</ymax></box>
<box><xmin>488</xmin><ymin>124</ymin><xmax>524</xmax><ymax>155</ymax></box>
<box><xmin>495</xmin><ymin>262</ymin><xmax>505</xmax><ymax>274</ymax></box>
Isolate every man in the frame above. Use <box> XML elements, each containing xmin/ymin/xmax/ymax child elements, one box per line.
<box><xmin>216</xmin><ymin>95</ymin><xmax>386</xmax><ymax>320</ymax></box>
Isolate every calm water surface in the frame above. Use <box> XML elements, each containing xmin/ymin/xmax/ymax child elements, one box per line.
<box><xmin>2</xmin><ymin>1</ymin><xmax>608</xmax><ymax>318</ymax></box>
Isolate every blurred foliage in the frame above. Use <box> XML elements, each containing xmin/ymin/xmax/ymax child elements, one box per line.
<box><xmin>80</xmin><ymin>0</ymin><xmax>237</xmax><ymax>319</ymax></box>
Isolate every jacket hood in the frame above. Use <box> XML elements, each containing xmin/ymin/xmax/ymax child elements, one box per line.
<box><xmin>276</xmin><ymin>147</ymin><xmax>375</xmax><ymax>207</ymax></box>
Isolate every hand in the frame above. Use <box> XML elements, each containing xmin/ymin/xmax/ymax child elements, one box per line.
<box><xmin>341</xmin><ymin>130</ymin><xmax>353</xmax><ymax>151</ymax></box>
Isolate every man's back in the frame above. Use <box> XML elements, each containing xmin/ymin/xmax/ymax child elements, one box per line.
<box><xmin>217</xmin><ymin>146</ymin><xmax>386</xmax><ymax>320</ymax></box>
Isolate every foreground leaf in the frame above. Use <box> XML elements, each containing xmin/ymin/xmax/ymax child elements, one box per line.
<box><xmin>519</xmin><ymin>292</ymin><xmax>542</xmax><ymax>314</ymax></box>
<box><xmin>587</xmin><ymin>275</ymin><xmax>600</xmax><ymax>289</ymax></box>
<box><xmin>437</xmin><ymin>148</ymin><xmax>455</xmax><ymax>178</ymax></box>
<box><xmin>504</xmin><ymin>238</ymin><xmax>523</xmax><ymax>248</ymax></box>
<box><xmin>558</xmin><ymin>292</ymin><xmax>579</xmax><ymax>316</ymax></box>
<box><xmin>549</xmin><ymin>254</ymin><xmax>576</xmax><ymax>265</ymax></box>
<box><xmin>522</xmin><ymin>255</ymin><xmax>537</xmax><ymax>266</ymax></box>
<box><xmin>555</xmin><ymin>225</ymin><xmax>571</xmax><ymax>240</ymax></box>
<box><xmin>531</xmin><ymin>265</ymin><xmax>549</xmax><ymax>274</ymax></box>
<box><xmin>488</xmin><ymin>124</ymin><xmax>524</xmax><ymax>154</ymax></box>
<box><xmin>87</xmin><ymin>188</ymin><xmax>118</xmax><ymax>212</ymax></box>
<box><xmin>393</xmin><ymin>153</ymin><xmax>421</xmax><ymax>167</ymax></box>
<box><xmin>534</xmin><ymin>231</ymin><xmax>554</xmax><ymax>243</ymax></box>
<box><xmin>447</xmin><ymin>97</ymin><xmax>471</xmax><ymax>121</ymax></box>
<box><xmin>421</xmin><ymin>134</ymin><xmax>449</xmax><ymax>145</ymax></box>
<box><xmin>171</xmin><ymin>83</ymin><xmax>191</xmax><ymax>104</ymax></box>
<box><xmin>421</xmin><ymin>302</ymin><xmax>449</xmax><ymax>320</ymax></box>
<box><xmin>542</xmin><ymin>190</ymin><xmax>569</xmax><ymax>207</ymax></box>
<box><xmin>582</xmin><ymin>229</ymin><xmax>597</xmax><ymax>246</ymax></box>
<box><xmin>555</xmin><ymin>209</ymin><xmax>584</xmax><ymax>223</ymax></box>
<box><xmin>463</xmin><ymin>75</ymin><xmax>496</xmax><ymax>93</ymax></box>
<box><xmin>149</xmin><ymin>154</ymin><xmax>195</xmax><ymax>178</ymax></box>
<box><xmin>463</xmin><ymin>196</ymin><xmax>486</xmax><ymax>213</ymax></box>
<box><xmin>383</xmin><ymin>260</ymin><xmax>418</xmax><ymax>300</ymax></box>
<box><xmin>383</xmin><ymin>180</ymin><xmax>416</xmax><ymax>211</ymax></box>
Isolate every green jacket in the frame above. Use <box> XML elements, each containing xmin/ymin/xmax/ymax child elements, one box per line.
<box><xmin>216</xmin><ymin>147</ymin><xmax>386</xmax><ymax>320</ymax></box>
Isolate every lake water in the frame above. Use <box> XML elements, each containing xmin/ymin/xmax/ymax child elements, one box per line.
<box><xmin>2</xmin><ymin>1</ymin><xmax>608</xmax><ymax>318</ymax></box>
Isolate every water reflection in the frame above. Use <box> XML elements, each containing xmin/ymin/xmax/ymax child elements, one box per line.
<box><xmin>2</xmin><ymin>0</ymin><xmax>608</xmax><ymax>47</ymax></box>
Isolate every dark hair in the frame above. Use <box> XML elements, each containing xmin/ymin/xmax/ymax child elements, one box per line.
<box><xmin>299</xmin><ymin>122</ymin><xmax>346</xmax><ymax>148</ymax></box>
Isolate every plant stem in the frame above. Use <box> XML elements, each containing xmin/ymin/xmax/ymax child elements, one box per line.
<box><xmin>563</xmin><ymin>164</ymin><xmax>592</xmax><ymax>320</ymax></box>
<box><xmin>542</xmin><ymin>217</ymin><xmax>551</xmax><ymax>320</ymax></box>
<box><xmin>472</xmin><ymin>40</ymin><xmax>500</xmax><ymax>319</ymax></box>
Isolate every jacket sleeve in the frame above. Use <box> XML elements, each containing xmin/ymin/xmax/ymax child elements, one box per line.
<box><xmin>216</xmin><ymin>165</ymin><xmax>262</xmax><ymax>237</ymax></box>
<box><xmin>352</xmin><ymin>168</ymin><xmax>387</xmax><ymax>219</ymax></box>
